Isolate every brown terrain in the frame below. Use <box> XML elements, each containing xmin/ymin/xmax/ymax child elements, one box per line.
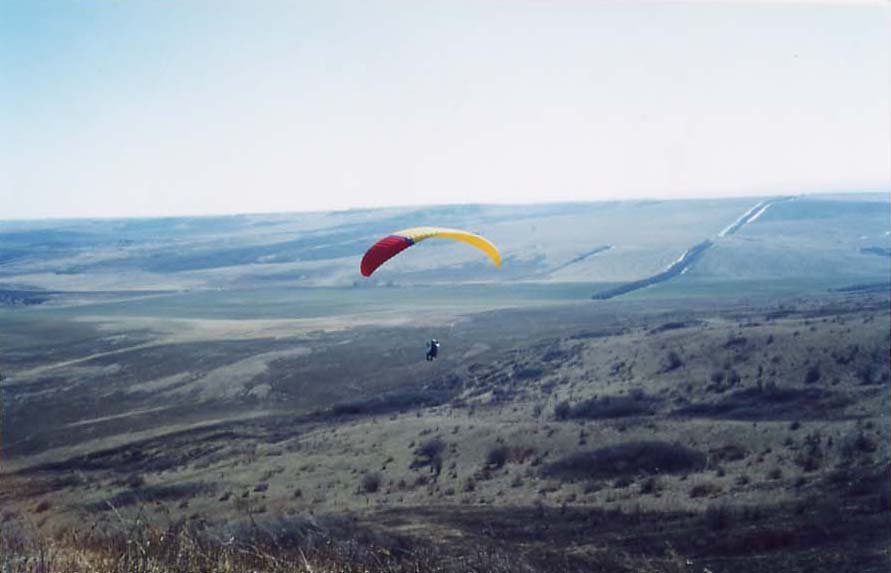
<box><xmin>1</xmin><ymin>289</ymin><xmax>888</xmax><ymax>572</ymax></box>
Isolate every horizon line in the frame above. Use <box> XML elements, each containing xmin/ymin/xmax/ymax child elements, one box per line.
<box><xmin>2</xmin><ymin>188</ymin><xmax>888</xmax><ymax>224</ymax></box>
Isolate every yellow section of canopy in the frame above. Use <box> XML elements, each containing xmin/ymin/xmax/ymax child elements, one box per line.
<box><xmin>395</xmin><ymin>227</ymin><xmax>502</xmax><ymax>268</ymax></box>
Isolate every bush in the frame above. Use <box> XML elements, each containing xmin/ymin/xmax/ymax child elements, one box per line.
<box><xmin>563</xmin><ymin>394</ymin><xmax>657</xmax><ymax>420</ymax></box>
<box><xmin>841</xmin><ymin>431</ymin><xmax>877</xmax><ymax>458</ymax></box>
<box><xmin>554</xmin><ymin>401</ymin><xmax>572</xmax><ymax>420</ymax></box>
<box><xmin>795</xmin><ymin>433</ymin><xmax>824</xmax><ymax>472</ymax></box>
<box><xmin>804</xmin><ymin>366</ymin><xmax>821</xmax><ymax>385</ymax></box>
<box><xmin>689</xmin><ymin>482</ymin><xmax>723</xmax><ymax>498</ymax></box>
<box><xmin>614</xmin><ymin>476</ymin><xmax>633</xmax><ymax>488</ymax></box>
<box><xmin>710</xmin><ymin>444</ymin><xmax>747</xmax><ymax>462</ymax></box>
<box><xmin>124</xmin><ymin>473</ymin><xmax>145</xmax><ymax>489</ymax></box>
<box><xmin>726</xmin><ymin>369</ymin><xmax>741</xmax><ymax>386</ymax></box>
<box><xmin>415</xmin><ymin>438</ymin><xmax>445</xmax><ymax>459</ymax></box>
<box><xmin>640</xmin><ymin>476</ymin><xmax>662</xmax><ymax>495</ymax></box>
<box><xmin>412</xmin><ymin>438</ymin><xmax>445</xmax><ymax>470</ymax></box>
<box><xmin>662</xmin><ymin>351</ymin><xmax>683</xmax><ymax>373</ymax></box>
<box><xmin>486</xmin><ymin>446</ymin><xmax>509</xmax><ymax>469</ymax></box>
<box><xmin>361</xmin><ymin>473</ymin><xmax>381</xmax><ymax>494</ymax></box>
<box><xmin>676</xmin><ymin>387</ymin><xmax>849</xmax><ymax>420</ymax></box>
<box><xmin>544</xmin><ymin>441</ymin><xmax>706</xmax><ymax>480</ymax></box>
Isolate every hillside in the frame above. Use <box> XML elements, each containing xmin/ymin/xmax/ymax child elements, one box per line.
<box><xmin>1</xmin><ymin>193</ymin><xmax>889</xmax><ymax>571</ymax></box>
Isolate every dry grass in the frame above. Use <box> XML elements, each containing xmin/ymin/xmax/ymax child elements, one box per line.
<box><xmin>0</xmin><ymin>510</ymin><xmax>693</xmax><ymax>573</ymax></box>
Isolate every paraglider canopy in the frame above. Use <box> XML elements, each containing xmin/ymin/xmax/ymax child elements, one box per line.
<box><xmin>360</xmin><ymin>227</ymin><xmax>501</xmax><ymax>277</ymax></box>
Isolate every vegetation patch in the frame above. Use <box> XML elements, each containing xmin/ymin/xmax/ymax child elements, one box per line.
<box><xmin>709</xmin><ymin>444</ymin><xmax>748</xmax><ymax>463</ymax></box>
<box><xmin>675</xmin><ymin>387</ymin><xmax>850</xmax><ymax>420</ymax></box>
<box><xmin>556</xmin><ymin>392</ymin><xmax>658</xmax><ymax>420</ymax></box>
<box><xmin>649</xmin><ymin>320</ymin><xmax>703</xmax><ymax>334</ymax></box>
<box><xmin>543</xmin><ymin>441</ymin><xmax>706</xmax><ymax>480</ymax></box>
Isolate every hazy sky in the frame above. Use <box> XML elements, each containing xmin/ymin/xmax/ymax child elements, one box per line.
<box><xmin>2</xmin><ymin>1</ymin><xmax>888</xmax><ymax>219</ymax></box>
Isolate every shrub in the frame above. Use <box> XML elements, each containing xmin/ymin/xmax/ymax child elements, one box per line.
<box><xmin>640</xmin><ymin>476</ymin><xmax>662</xmax><ymax>495</ymax></box>
<box><xmin>662</xmin><ymin>351</ymin><xmax>683</xmax><ymax>373</ymax></box>
<box><xmin>614</xmin><ymin>476</ymin><xmax>633</xmax><ymax>488</ymax></box>
<box><xmin>710</xmin><ymin>444</ymin><xmax>747</xmax><ymax>462</ymax></box>
<box><xmin>486</xmin><ymin>446</ymin><xmax>509</xmax><ymax>469</ymax></box>
<box><xmin>675</xmin><ymin>387</ymin><xmax>849</xmax><ymax>420</ymax></box>
<box><xmin>795</xmin><ymin>434</ymin><xmax>824</xmax><ymax>472</ymax></box>
<box><xmin>689</xmin><ymin>482</ymin><xmax>723</xmax><ymax>498</ymax></box>
<box><xmin>564</xmin><ymin>394</ymin><xmax>657</xmax><ymax>420</ymax></box>
<box><xmin>361</xmin><ymin>473</ymin><xmax>381</xmax><ymax>494</ymax></box>
<box><xmin>841</xmin><ymin>431</ymin><xmax>877</xmax><ymax>458</ymax></box>
<box><xmin>726</xmin><ymin>369</ymin><xmax>741</xmax><ymax>386</ymax></box>
<box><xmin>544</xmin><ymin>441</ymin><xmax>705</xmax><ymax>480</ymax></box>
<box><xmin>124</xmin><ymin>473</ymin><xmax>145</xmax><ymax>489</ymax></box>
<box><xmin>804</xmin><ymin>366</ymin><xmax>821</xmax><ymax>385</ymax></box>
<box><xmin>554</xmin><ymin>401</ymin><xmax>572</xmax><ymax>420</ymax></box>
<box><xmin>412</xmin><ymin>438</ymin><xmax>445</xmax><ymax>474</ymax></box>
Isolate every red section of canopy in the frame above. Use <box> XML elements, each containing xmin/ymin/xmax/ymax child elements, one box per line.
<box><xmin>360</xmin><ymin>235</ymin><xmax>414</xmax><ymax>277</ymax></box>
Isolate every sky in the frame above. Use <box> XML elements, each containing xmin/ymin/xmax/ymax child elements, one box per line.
<box><xmin>1</xmin><ymin>0</ymin><xmax>889</xmax><ymax>219</ymax></box>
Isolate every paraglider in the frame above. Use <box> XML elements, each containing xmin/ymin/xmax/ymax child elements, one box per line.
<box><xmin>360</xmin><ymin>226</ymin><xmax>501</xmax><ymax>363</ymax></box>
<box><xmin>360</xmin><ymin>227</ymin><xmax>501</xmax><ymax>277</ymax></box>
<box><xmin>426</xmin><ymin>339</ymin><xmax>440</xmax><ymax>361</ymax></box>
